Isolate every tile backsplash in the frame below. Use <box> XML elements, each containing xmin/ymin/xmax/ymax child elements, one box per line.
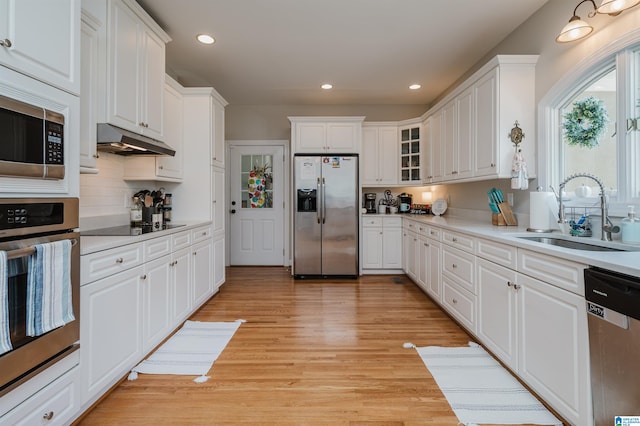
<box><xmin>79</xmin><ymin>152</ymin><xmax>147</xmax><ymax>220</ymax></box>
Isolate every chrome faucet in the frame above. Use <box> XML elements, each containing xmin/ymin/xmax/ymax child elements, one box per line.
<box><xmin>557</xmin><ymin>173</ymin><xmax>620</xmax><ymax>241</ymax></box>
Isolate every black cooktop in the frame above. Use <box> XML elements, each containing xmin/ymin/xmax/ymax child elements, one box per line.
<box><xmin>81</xmin><ymin>224</ymin><xmax>186</xmax><ymax>236</ymax></box>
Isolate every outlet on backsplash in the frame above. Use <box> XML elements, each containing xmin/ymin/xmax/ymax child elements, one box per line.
<box><xmin>507</xmin><ymin>193</ymin><xmax>514</xmax><ymax>206</ymax></box>
<box><xmin>124</xmin><ymin>191</ymin><xmax>132</xmax><ymax>208</ymax></box>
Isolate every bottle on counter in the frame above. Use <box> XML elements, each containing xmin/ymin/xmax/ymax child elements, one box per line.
<box><xmin>130</xmin><ymin>196</ymin><xmax>143</xmax><ymax>230</ymax></box>
<box><xmin>621</xmin><ymin>205</ymin><xmax>640</xmax><ymax>244</ymax></box>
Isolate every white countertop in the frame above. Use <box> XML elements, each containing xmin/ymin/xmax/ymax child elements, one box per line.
<box><xmin>80</xmin><ymin>221</ymin><xmax>212</xmax><ymax>255</ymax></box>
<box><xmin>398</xmin><ymin>214</ymin><xmax>640</xmax><ymax>278</ymax></box>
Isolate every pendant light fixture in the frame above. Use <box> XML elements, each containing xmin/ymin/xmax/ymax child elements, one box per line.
<box><xmin>596</xmin><ymin>0</ymin><xmax>640</xmax><ymax>15</ymax></box>
<box><xmin>556</xmin><ymin>0</ymin><xmax>640</xmax><ymax>43</ymax></box>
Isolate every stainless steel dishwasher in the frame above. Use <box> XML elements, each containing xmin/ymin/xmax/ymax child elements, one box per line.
<box><xmin>585</xmin><ymin>267</ymin><xmax>640</xmax><ymax>425</ymax></box>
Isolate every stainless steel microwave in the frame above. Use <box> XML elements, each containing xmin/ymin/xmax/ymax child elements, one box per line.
<box><xmin>0</xmin><ymin>94</ymin><xmax>65</xmax><ymax>179</ymax></box>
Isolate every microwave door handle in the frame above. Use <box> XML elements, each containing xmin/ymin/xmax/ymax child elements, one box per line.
<box><xmin>5</xmin><ymin>238</ymin><xmax>78</xmax><ymax>260</ymax></box>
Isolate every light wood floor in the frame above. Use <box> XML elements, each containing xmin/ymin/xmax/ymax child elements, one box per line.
<box><xmin>78</xmin><ymin>267</ymin><xmax>558</xmax><ymax>425</ymax></box>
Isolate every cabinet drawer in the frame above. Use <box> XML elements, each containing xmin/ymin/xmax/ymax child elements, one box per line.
<box><xmin>442</xmin><ymin>230</ymin><xmax>475</xmax><ymax>252</ymax></box>
<box><xmin>425</xmin><ymin>226</ymin><xmax>441</xmax><ymax>241</ymax></box>
<box><xmin>382</xmin><ymin>217</ymin><xmax>402</xmax><ymax>227</ymax></box>
<box><xmin>171</xmin><ymin>230</ymin><xmax>191</xmax><ymax>251</ymax></box>
<box><xmin>143</xmin><ymin>236</ymin><xmax>171</xmax><ymax>262</ymax></box>
<box><xmin>442</xmin><ymin>245</ymin><xmax>475</xmax><ymax>294</ymax></box>
<box><xmin>362</xmin><ymin>216</ymin><xmax>382</xmax><ymax>227</ymax></box>
<box><xmin>476</xmin><ymin>238</ymin><xmax>517</xmax><ymax>269</ymax></box>
<box><xmin>517</xmin><ymin>249</ymin><xmax>586</xmax><ymax>296</ymax></box>
<box><xmin>403</xmin><ymin>219</ymin><xmax>418</xmax><ymax>232</ymax></box>
<box><xmin>191</xmin><ymin>226</ymin><xmax>212</xmax><ymax>243</ymax></box>
<box><xmin>442</xmin><ymin>277</ymin><xmax>476</xmax><ymax>333</ymax></box>
<box><xmin>0</xmin><ymin>365</ymin><xmax>78</xmax><ymax>426</ymax></box>
<box><xmin>81</xmin><ymin>243</ymin><xmax>143</xmax><ymax>285</ymax></box>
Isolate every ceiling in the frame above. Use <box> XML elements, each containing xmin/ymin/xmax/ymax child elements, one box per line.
<box><xmin>137</xmin><ymin>0</ymin><xmax>549</xmax><ymax>107</ymax></box>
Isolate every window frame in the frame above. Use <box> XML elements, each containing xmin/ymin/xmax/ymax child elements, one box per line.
<box><xmin>539</xmin><ymin>37</ymin><xmax>640</xmax><ymax>217</ymax></box>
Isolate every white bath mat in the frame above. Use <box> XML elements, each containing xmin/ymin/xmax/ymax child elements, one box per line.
<box><xmin>406</xmin><ymin>342</ymin><xmax>562</xmax><ymax>426</ymax></box>
<box><xmin>129</xmin><ymin>319</ymin><xmax>244</xmax><ymax>383</ymax></box>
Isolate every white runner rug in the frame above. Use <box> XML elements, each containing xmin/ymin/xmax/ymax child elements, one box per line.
<box><xmin>129</xmin><ymin>319</ymin><xmax>244</xmax><ymax>383</ymax></box>
<box><xmin>408</xmin><ymin>342</ymin><xmax>562</xmax><ymax>426</ymax></box>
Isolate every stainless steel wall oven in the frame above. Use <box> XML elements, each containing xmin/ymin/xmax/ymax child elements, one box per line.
<box><xmin>0</xmin><ymin>198</ymin><xmax>79</xmax><ymax>397</ymax></box>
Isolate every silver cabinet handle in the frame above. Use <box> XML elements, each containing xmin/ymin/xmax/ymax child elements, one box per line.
<box><xmin>452</xmin><ymin>298</ymin><xmax>458</xmax><ymax>304</ymax></box>
<box><xmin>42</xmin><ymin>411</ymin><xmax>54</xmax><ymax>420</ymax></box>
<box><xmin>141</xmin><ymin>274</ymin><xmax>147</xmax><ymax>280</ymax></box>
<box><xmin>513</xmin><ymin>284</ymin><xmax>521</xmax><ymax>290</ymax></box>
<box><xmin>116</xmin><ymin>258</ymin><xmax>124</xmax><ymax>264</ymax></box>
<box><xmin>452</xmin><ymin>263</ymin><xmax>457</xmax><ymax>268</ymax></box>
<box><xmin>507</xmin><ymin>281</ymin><xmax>513</xmax><ymax>287</ymax></box>
<box><xmin>0</xmin><ymin>39</ymin><xmax>12</xmax><ymax>48</ymax></box>
<box><xmin>452</xmin><ymin>237</ymin><xmax>458</xmax><ymax>242</ymax></box>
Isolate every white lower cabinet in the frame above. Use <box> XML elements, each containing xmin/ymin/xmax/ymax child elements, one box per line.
<box><xmin>171</xmin><ymin>247</ymin><xmax>192</xmax><ymax>323</ymax></box>
<box><xmin>517</xmin><ymin>272</ymin><xmax>590</xmax><ymax>426</ymax></box>
<box><xmin>212</xmin><ymin>236</ymin><xmax>225</xmax><ymax>291</ymax></box>
<box><xmin>402</xmin><ymin>224</ymin><xmax>591</xmax><ymax>426</ymax></box>
<box><xmin>476</xmin><ymin>241</ymin><xmax>590</xmax><ymax>426</ymax></box>
<box><xmin>362</xmin><ymin>216</ymin><xmax>403</xmax><ymax>271</ymax></box>
<box><xmin>79</xmin><ymin>224</ymin><xmax>219</xmax><ymax>413</ymax></box>
<box><xmin>417</xmin><ymin>230</ymin><xmax>441</xmax><ymax>301</ymax></box>
<box><xmin>81</xmin><ymin>266</ymin><xmax>143</xmax><ymax>404</ymax></box>
<box><xmin>477</xmin><ymin>257</ymin><xmax>518</xmax><ymax>369</ymax></box>
<box><xmin>192</xmin><ymin>239</ymin><xmax>213</xmax><ymax>308</ymax></box>
<box><xmin>141</xmin><ymin>255</ymin><xmax>172</xmax><ymax>353</ymax></box>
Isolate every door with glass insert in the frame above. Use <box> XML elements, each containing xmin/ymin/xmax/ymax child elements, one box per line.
<box><xmin>229</xmin><ymin>145</ymin><xmax>284</xmax><ymax>265</ymax></box>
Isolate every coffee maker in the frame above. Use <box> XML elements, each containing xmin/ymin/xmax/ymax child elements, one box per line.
<box><xmin>364</xmin><ymin>193</ymin><xmax>377</xmax><ymax>213</ymax></box>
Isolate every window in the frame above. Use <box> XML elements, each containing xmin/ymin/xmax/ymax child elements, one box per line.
<box><xmin>547</xmin><ymin>43</ymin><xmax>640</xmax><ymax>216</ymax></box>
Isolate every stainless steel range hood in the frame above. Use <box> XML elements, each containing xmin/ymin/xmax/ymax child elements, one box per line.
<box><xmin>96</xmin><ymin>123</ymin><xmax>176</xmax><ymax>156</ymax></box>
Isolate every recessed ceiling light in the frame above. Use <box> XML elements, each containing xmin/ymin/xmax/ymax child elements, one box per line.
<box><xmin>321</xmin><ymin>83</ymin><xmax>333</xmax><ymax>90</ymax></box>
<box><xmin>409</xmin><ymin>84</ymin><xmax>422</xmax><ymax>90</ymax></box>
<box><xmin>196</xmin><ymin>34</ymin><xmax>215</xmax><ymax>45</ymax></box>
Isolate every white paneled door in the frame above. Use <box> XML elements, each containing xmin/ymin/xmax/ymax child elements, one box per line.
<box><xmin>229</xmin><ymin>145</ymin><xmax>285</xmax><ymax>265</ymax></box>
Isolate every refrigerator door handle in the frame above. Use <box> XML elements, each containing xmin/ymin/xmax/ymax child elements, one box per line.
<box><xmin>316</xmin><ymin>177</ymin><xmax>321</xmax><ymax>224</ymax></box>
<box><xmin>322</xmin><ymin>177</ymin><xmax>326</xmax><ymax>224</ymax></box>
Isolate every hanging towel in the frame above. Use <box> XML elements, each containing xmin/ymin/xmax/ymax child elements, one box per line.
<box><xmin>27</xmin><ymin>240</ymin><xmax>74</xmax><ymax>337</ymax></box>
<box><xmin>510</xmin><ymin>149</ymin><xmax>529</xmax><ymax>190</ymax></box>
<box><xmin>0</xmin><ymin>250</ymin><xmax>12</xmax><ymax>355</ymax></box>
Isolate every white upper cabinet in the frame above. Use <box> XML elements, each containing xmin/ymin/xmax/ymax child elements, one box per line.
<box><xmin>362</xmin><ymin>124</ymin><xmax>398</xmax><ymax>185</ymax></box>
<box><xmin>399</xmin><ymin>122</ymin><xmax>422</xmax><ymax>184</ymax></box>
<box><xmin>155</xmin><ymin>76</ymin><xmax>184</xmax><ymax>180</ymax></box>
<box><xmin>289</xmin><ymin>117</ymin><xmax>364</xmax><ymax>154</ymax></box>
<box><xmin>0</xmin><ymin>0</ymin><xmax>80</xmax><ymax>95</ymax></box>
<box><xmin>79</xmin><ymin>10</ymin><xmax>100</xmax><ymax>171</ymax></box>
<box><xmin>424</xmin><ymin>55</ymin><xmax>538</xmax><ymax>184</ymax></box>
<box><xmin>106</xmin><ymin>0</ymin><xmax>170</xmax><ymax>140</ymax></box>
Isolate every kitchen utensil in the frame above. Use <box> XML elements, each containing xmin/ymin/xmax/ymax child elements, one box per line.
<box><xmin>144</xmin><ymin>195</ymin><xmax>153</xmax><ymax>208</ymax></box>
<box><xmin>488</xmin><ymin>196</ymin><xmax>500</xmax><ymax>214</ymax></box>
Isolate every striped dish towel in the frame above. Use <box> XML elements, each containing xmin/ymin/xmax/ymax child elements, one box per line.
<box><xmin>0</xmin><ymin>251</ymin><xmax>11</xmax><ymax>355</ymax></box>
<box><xmin>27</xmin><ymin>240</ymin><xmax>75</xmax><ymax>337</ymax></box>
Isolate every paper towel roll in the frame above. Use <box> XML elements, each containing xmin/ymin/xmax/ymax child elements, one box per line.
<box><xmin>529</xmin><ymin>191</ymin><xmax>556</xmax><ymax>231</ymax></box>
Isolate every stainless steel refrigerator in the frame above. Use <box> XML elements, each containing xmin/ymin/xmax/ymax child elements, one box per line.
<box><xmin>294</xmin><ymin>155</ymin><xmax>359</xmax><ymax>277</ymax></box>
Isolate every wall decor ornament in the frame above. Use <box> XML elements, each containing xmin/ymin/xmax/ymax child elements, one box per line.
<box><xmin>563</xmin><ymin>96</ymin><xmax>608</xmax><ymax>148</ymax></box>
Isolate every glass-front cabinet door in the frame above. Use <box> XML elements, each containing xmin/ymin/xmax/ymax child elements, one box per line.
<box><xmin>400</xmin><ymin>125</ymin><xmax>421</xmax><ymax>182</ymax></box>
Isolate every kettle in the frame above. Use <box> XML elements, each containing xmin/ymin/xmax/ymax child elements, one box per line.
<box><xmin>398</xmin><ymin>193</ymin><xmax>412</xmax><ymax>213</ymax></box>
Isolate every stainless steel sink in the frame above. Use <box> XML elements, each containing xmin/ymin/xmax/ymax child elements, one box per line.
<box><xmin>517</xmin><ymin>236</ymin><xmax>626</xmax><ymax>252</ymax></box>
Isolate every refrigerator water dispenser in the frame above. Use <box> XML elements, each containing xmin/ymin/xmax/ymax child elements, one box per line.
<box><xmin>297</xmin><ymin>189</ymin><xmax>317</xmax><ymax>212</ymax></box>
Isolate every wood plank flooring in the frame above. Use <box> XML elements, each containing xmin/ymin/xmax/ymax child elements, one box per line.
<box><xmin>77</xmin><ymin>267</ymin><xmax>557</xmax><ymax>425</ymax></box>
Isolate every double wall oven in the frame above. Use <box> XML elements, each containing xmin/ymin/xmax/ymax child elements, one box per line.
<box><xmin>0</xmin><ymin>198</ymin><xmax>79</xmax><ymax>396</ymax></box>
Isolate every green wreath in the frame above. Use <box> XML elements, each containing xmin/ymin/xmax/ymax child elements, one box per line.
<box><xmin>563</xmin><ymin>96</ymin><xmax>608</xmax><ymax>149</ymax></box>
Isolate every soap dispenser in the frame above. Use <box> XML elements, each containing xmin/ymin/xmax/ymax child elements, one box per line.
<box><xmin>621</xmin><ymin>205</ymin><xmax>640</xmax><ymax>244</ymax></box>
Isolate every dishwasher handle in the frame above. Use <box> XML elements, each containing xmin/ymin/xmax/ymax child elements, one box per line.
<box><xmin>585</xmin><ymin>267</ymin><xmax>640</xmax><ymax>321</ymax></box>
